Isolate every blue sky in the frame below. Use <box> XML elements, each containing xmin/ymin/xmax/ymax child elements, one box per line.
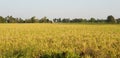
<box><xmin>0</xmin><ymin>0</ymin><xmax>120</xmax><ymax>19</ymax></box>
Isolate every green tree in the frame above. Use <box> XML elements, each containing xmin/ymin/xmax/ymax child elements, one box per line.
<box><xmin>71</xmin><ymin>18</ymin><xmax>84</xmax><ymax>23</ymax></box>
<box><xmin>6</xmin><ymin>16</ymin><xmax>17</xmax><ymax>23</ymax></box>
<box><xmin>25</xmin><ymin>19</ymin><xmax>32</xmax><ymax>23</ymax></box>
<box><xmin>82</xmin><ymin>19</ymin><xmax>88</xmax><ymax>23</ymax></box>
<box><xmin>30</xmin><ymin>16</ymin><xmax>39</xmax><ymax>23</ymax></box>
<box><xmin>25</xmin><ymin>16</ymin><xmax>39</xmax><ymax>23</ymax></box>
<box><xmin>53</xmin><ymin>18</ymin><xmax>57</xmax><ymax>23</ymax></box>
<box><xmin>71</xmin><ymin>18</ymin><xmax>81</xmax><ymax>23</ymax></box>
<box><xmin>89</xmin><ymin>18</ymin><xmax>96</xmax><ymax>23</ymax></box>
<box><xmin>17</xmin><ymin>18</ymin><xmax>24</xmax><ymax>23</ymax></box>
<box><xmin>53</xmin><ymin>18</ymin><xmax>61</xmax><ymax>23</ymax></box>
<box><xmin>39</xmin><ymin>16</ymin><xmax>50</xmax><ymax>23</ymax></box>
<box><xmin>96</xmin><ymin>19</ymin><xmax>106</xmax><ymax>23</ymax></box>
<box><xmin>0</xmin><ymin>16</ymin><xmax>6</xmax><ymax>23</ymax></box>
<box><xmin>116</xmin><ymin>18</ymin><xmax>120</xmax><ymax>24</ymax></box>
<box><xmin>62</xmin><ymin>18</ymin><xmax>70</xmax><ymax>23</ymax></box>
<box><xmin>107</xmin><ymin>15</ymin><xmax>116</xmax><ymax>23</ymax></box>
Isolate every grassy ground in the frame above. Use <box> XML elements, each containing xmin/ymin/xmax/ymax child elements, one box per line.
<box><xmin>0</xmin><ymin>23</ymin><xmax>120</xmax><ymax>58</ymax></box>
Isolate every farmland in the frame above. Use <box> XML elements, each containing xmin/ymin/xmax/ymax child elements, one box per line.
<box><xmin>0</xmin><ymin>24</ymin><xmax>120</xmax><ymax>58</ymax></box>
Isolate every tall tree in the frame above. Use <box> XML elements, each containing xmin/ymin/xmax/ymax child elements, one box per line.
<box><xmin>25</xmin><ymin>19</ymin><xmax>32</xmax><ymax>23</ymax></box>
<box><xmin>6</xmin><ymin>16</ymin><xmax>17</xmax><ymax>23</ymax></box>
<box><xmin>116</xmin><ymin>18</ymin><xmax>120</xmax><ymax>24</ymax></box>
<box><xmin>30</xmin><ymin>16</ymin><xmax>39</xmax><ymax>23</ymax></box>
<box><xmin>53</xmin><ymin>18</ymin><xmax>61</xmax><ymax>23</ymax></box>
<box><xmin>62</xmin><ymin>18</ymin><xmax>70</xmax><ymax>23</ymax></box>
<box><xmin>96</xmin><ymin>19</ymin><xmax>106</xmax><ymax>23</ymax></box>
<box><xmin>71</xmin><ymin>18</ymin><xmax>81</xmax><ymax>23</ymax></box>
<box><xmin>39</xmin><ymin>16</ymin><xmax>50</xmax><ymax>23</ymax></box>
<box><xmin>107</xmin><ymin>15</ymin><xmax>116</xmax><ymax>23</ymax></box>
<box><xmin>53</xmin><ymin>18</ymin><xmax>57</xmax><ymax>23</ymax></box>
<box><xmin>17</xmin><ymin>18</ymin><xmax>24</xmax><ymax>23</ymax></box>
<box><xmin>0</xmin><ymin>16</ymin><xmax>6</xmax><ymax>23</ymax></box>
<box><xmin>89</xmin><ymin>18</ymin><xmax>96</xmax><ymax>23</ymax></box>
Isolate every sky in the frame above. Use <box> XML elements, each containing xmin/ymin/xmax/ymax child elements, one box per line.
<box><xmin>0</xmin><ymin>0</ymin><xmax>120</xmax><ymax>19</ymax></box>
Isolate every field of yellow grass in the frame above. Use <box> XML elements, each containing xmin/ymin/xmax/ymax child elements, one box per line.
<box><xmin>0</xmin><ymin>24</ymin><xmax>120</xmax><ymax>58</ymax></box>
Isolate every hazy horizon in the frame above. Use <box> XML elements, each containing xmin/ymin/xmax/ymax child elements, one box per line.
<box><xmin>0</xmin><ymin>0</ymin><xmax>120</xmax><ymax>19</ymax></box>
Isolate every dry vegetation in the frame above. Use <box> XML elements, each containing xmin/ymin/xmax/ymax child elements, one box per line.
<box><xmin>0</xmin><ymin>24</ymin><xmax>120</xmax><ymax>58</ymax></box>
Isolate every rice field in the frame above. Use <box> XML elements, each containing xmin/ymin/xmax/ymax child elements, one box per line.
<box><xmin>0</xmin><ymin>23</ymin><xmax>120</xmax><ymax>58</ymax></box>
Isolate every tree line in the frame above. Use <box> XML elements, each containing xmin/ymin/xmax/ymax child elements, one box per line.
<box><xmin>0</xmin><ymin>15</ymin><xmax>120</xmax><ymax>24</ymax></box>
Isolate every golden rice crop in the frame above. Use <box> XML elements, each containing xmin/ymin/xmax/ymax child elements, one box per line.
<box><xmin>0</xmin><ymin>23</ymin><xmax>120</xmax><ymax>58</ymax></box>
